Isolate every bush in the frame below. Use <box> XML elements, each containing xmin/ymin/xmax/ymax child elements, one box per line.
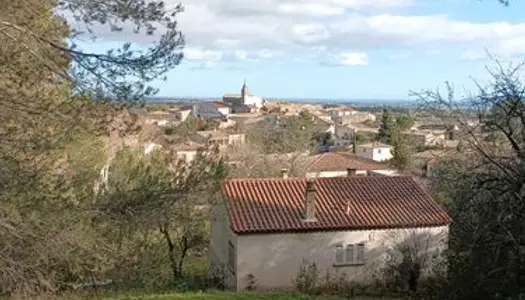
<box><xmin>294</xmin><ymin>259</ymin><xmax>320</xmax><ymax>294</ymax></box>
<box><xmin>245</xmin><ymin>274</ymin><xmax>257</xmax><ymax>291</ymax></box>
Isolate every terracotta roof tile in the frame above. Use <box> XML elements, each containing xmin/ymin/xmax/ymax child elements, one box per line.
<box><xmin>307</xmin><ymin>152</ymin><xmax>389</xmax><ymax>172</ymax></box>
<box><xmin>208</xmin><ymin>101</ymin><xmax>231</xmax><ymax>108</ymax></box>
<box><xmin>222</xmin><ymin>176</ymin><xmax>451</xmax><ymax>234</ymax></box>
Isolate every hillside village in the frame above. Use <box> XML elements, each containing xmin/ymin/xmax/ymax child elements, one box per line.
<box><xmin>131</xmin><ymin>80</ymin><xmax>468</xmax><ymax>185</ymax></box>
<box><xmin>90</xmin><ymin>80</ymin><xmax>473</xmax><ymax>292</ymax></box>
<box><xmin>5</xmin><ymin>0</ymin><xmax>525</xmax><ymax>300</ymax></box>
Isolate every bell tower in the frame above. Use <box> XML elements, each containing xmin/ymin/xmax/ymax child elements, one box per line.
<box><xmin>241</xmin><ymin>78</ymin><xmax>250</xmax><ymax>105</ymax></box>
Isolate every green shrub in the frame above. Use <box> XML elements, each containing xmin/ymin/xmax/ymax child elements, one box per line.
<box><xmin>294</xmin><ymin>259</ymin><xmax>320</xmax><ymax>294</ymax></box>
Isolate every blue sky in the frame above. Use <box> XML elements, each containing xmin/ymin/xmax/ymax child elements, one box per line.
<box><xmin>79</xmin><ymin>0</ymin><xmax>525</xmax><ymax>100</ymax></box>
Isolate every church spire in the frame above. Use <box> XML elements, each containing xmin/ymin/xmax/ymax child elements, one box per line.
<box><xmin>241</xmin><ymin>78</ymin><xmax>249</xmax><ymax>97</ymax></box>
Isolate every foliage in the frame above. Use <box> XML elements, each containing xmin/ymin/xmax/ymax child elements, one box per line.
<box><xmin>245</xmin><ymin>274</ymin><xmax>258</xmax><ymax>291</ymax></box>
<box><xmin>247</xmin><ymin>114</ymin><xmax>318</xmax><ymax>154</ymax></box>
<box><xmin>26</xmin><ymin>291</ymin><xmax>397</xmax><ymax>300</ymax></box>
<box><xmin>0</xmin><ymin>0</ymin><xmax>200</xmax><ymax>297</ymax></box>
<box><xmin>388</xmin><ymin>126</ymin><xmax>412</xmax><ymax>172</ymax></box>
<box><xmin>355</xmin><ymin>132</ymin><xmax>377</xmax><ymax>145</ymax></box>
<box><xmin>394</xmin><ymin>115</ymin><xmax>415</xmax><ymax>131</ymax></box>
<box><xmin>377</xmin><ymin>109</ymin><xmax>395</xmax><ymax>143</ymax></box>
<box><xmin>97</xmin><ymin>147</ymin><xmax>227</xmax><ymax>282</ymax></box>
<box><xmin>413</xmin><ymin>60</ymin><xmax>525</xmax><ymax>300</ymax></box>
<box><xmin>295</xmin><ymin>259</ymin><xmax>320</xmax><ymax>295</ymax></box>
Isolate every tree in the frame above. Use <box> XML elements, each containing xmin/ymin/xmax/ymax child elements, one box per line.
<box><xmin>413</xmin><ymin>60</ymin><xmax>525</xmax><ymax>300</ymax></box>
<box><xmin>395</xmin><ymin>114</ymin><xmax>415</xmax><ymax>131</ymax></box>
<box><xmin>96</xmin><ymin>147</ymin><xmax>227</xmax><ymax>282</ymax></box>
<box><xmin>389</xmin><ymin>125</ymin><xmax>412</xmax><ymax>172</ymax></box>
<box><xmin>1</xmin><ymin>0</ymin><xmax>184</xmax><ymax>101</ymax></box>
<box><xmin>377</xmin><ymin>109</ymin><xmax>395</xmax><ymax>143</ymax></box>
<box><xmin>0</xmin><ymin>0</ymin><xmax>185</xmax><ymax>295</ymax></box>
<box><xmin>247</xmin><ymin>115</ymin><xmax>318</xmax><ymax>154</ymax></box>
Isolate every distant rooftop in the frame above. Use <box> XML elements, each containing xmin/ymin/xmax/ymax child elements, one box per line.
<box><xmin>358</xmin><ymin>142</ymin><xmax>393</xmax><ymax>149</ymax></box>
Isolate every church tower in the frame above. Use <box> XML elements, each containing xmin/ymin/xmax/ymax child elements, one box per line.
<box><xmin>241</xmin><ymin>78</ymin><xmax>250</xmax><ymax>104</ymax></box>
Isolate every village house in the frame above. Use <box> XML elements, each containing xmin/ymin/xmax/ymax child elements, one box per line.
<box><xmin>210</xmin><ymin>176</ymin><xmax>451</xmax><ymax>291</ymax></box>
<box><xmin>304</xmin><ymin>152</ymin><xmax>396</xmax><ymax>178</ymax></box>
<box><xmin>327</xmin><ymin>106</ymin><xmax>355</xmax><ymax>118</ymax></box>
<box><xmin>168</xmin><ymin>107</ymin><xmax>192</xmax><ymax>121</ymax></box>
<box><xmin>192</xmin><ymin>101</ymin><xmax>232</xmax><ymax>119</ymax></box>
<box><xmin>172</xmin><ymin>141</ymin><xmax>205</xmax><ymax>163</ymax></box>
<box><xmin>331</xmin><ymin>124</ymin><xmax>358</xmax><ymax>149</ymax></box>
<box><xmin>355</xmin><ymin>142</ymin><xmax>393</xmax><ymax>162</ymax></box>
<box><xmin>144</xmin><ymin>110</ymin><xmax>176</xmax><ymax>126</ymax></box>
<box><xmin>403</xmin><ymin>131</ymin><xmax>446</xmax><ymax>149</ymax></box>
<box><xmin>190</xmin><ymin>130</ymin><xmax>245</xmax><ymax>151</ymax></box>
<box><xmin>328</xmin><ymin>107</ymin><xmax>376</xmax><ymax>125</ymax></box>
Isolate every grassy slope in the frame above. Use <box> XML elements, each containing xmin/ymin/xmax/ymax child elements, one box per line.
<box><xmin>91</xmin><ymin>291</ymin><xmax>401</xmax><ymax>300</ymax></box>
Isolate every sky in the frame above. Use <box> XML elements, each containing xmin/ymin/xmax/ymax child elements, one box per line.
<box><xmin>76</xmin><ymin>0</ymin><xmax>525</xmax><ymax>100</ymax></box>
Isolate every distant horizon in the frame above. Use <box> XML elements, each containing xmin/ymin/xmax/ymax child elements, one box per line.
<box><xmin>146</xmin><ymin>96</ymin><xmax>420</xmax><ymax>108</ymax></box>
<box><xmin>149</xmin><ymin>95</ymin><xmax>414</xmax><ymax>102</ymax></box>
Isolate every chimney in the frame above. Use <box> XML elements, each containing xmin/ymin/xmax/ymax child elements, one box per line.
<box><xmin>304</xmin><ymin>179</ymin><xmax>317</xmax><ymax>222</ymax></box>
<box><xmin>281</xmin><ymin>168</ymin><xmax>289</xmax><ymax>179</ymax></box>
<box><xmin>347</xmin><ymin>168</ymin><xmax>357</xmax><ymax>177</ymax></box>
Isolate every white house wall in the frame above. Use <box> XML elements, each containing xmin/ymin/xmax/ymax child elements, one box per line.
<box><xmin>235</xmin><ymin>226</ymin><xmax>448</xmax><ymax>291</ymax></box>
<box><xmin>176</xmin><ymin>150</ymin><xmax>198</xmax><ymax>163</ymax></box>
<box><xmin>209</xmin><ymin>204</ymin><xmax>238</xmax><ymax>289</ymax></box>
<box><xmin>372</xmin><ymin>148</ymin><xmax>393</xmax><ymax>162</ymax></box>
<box><xmin>244</xmin><ymin>95</ymin><xmax>264</xmax><ymax>108</ymax></box>
<box><xmin>356</xmin><ymin>147</ymin><xmax>393</xmax><ymax>162</ymax></box>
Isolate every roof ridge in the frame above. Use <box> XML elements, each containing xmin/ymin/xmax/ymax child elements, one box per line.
<box><xmin>305</xmin><ymin>152</ymin><xmax>329</xmax><ymax>170</ymax></box>
<box><xmin>223</xmin><ymin>177</ymin><xmax>305</xmax><ymax>182</ymax></box>
<box><xmin>223</xmin><ymin>176</ymin><xmax>414</xmax><ymax>183</ymax></box>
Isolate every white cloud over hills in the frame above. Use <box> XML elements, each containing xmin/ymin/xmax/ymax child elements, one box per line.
<box><xmin>76</xmin><ymin>0</ymin><xmax>525</xmax><ymax>68</ymax></box>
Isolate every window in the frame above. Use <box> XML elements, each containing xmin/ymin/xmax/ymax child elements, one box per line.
<box><xmin>335</xmin><ymin>243</ymin><xmax>366</xmax><ymax>266</ymax></box>
<box><xmin>363</xmin><ymin>148</ymin><xmax>366</xmax><ymax>152</ymax></box>
<box><xmin>335</xmin><ymin>244</ymin><xmax>344</xmax><ymax>264</ymax></box>
<box><xmin>356</xmin><ymin>243</ymin><xmax>365</xmax><ymax>263</ymax></box>
<box><xmin>378</xmin><ymin>149</ymin><xmax>382</xmax><ymax>154</ymax></box>
<box><xmin>345</xmin><ymin>244</ymin><xmax>354</xmax><ymax>263</ymax></box>
<box><xmin>228</xmin><ymin>241</ymin><xmax>235</xmax><ymax>275</ymax></box>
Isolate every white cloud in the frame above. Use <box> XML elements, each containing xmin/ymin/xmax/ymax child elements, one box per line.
<box><xmin>184</xmin><ymin>47</ymin><xmax>223</xmax><ymax>62</ymax></box>
<box><xmin>76</xmin><ymin>0</ymin><xmax>525</xmax><ymax>67</ymax></box>
<box><xmin>323</xmin><ymin>52</ymin><xmax>368</xmax><ymax>66</ymax></box>
<box><xmin>460</xmin><ymin>37</ymin><xmax>525</xmax><ymax>61</ymax></box>
<box><xmin>277</xmin><ymin>3</ymin><xmax>345</xmax><ymax>16</ymax></box>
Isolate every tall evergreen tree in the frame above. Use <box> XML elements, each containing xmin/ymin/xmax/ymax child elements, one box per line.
<box><xmin>389</xmin><ymin>125</ymin><xmax>412</xmax><ymax>172</ymax></box>
<box><xmin>377</xmin><ymin>109</ymin><xmax>394</xmax><ymax>143</ymax></box>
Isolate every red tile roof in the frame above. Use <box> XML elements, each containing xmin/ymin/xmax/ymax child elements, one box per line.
<box><xmin>222</xmin><ymin>176</ymin><xmax>451</xmax><ymax>234</ymax></box>
<box><xmin>306</xmin><ymin>152</ymin><xmax>389</xmax><ymax>172</ymax></box>
<box><xmin>208</xmin><ymin>101</ymin><xmax>231</xmax><ymax>108</ymax></box>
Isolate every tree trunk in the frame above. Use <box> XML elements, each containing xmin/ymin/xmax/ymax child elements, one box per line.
<box><xmin>160</xmin><ymin>226</ymin><xmax>180</xmax><ymax>281</ymax></box>
<box><xmin>177</xmin><ymin>235</ymin><xmax>189</xmax><ymax>278</ymax></box>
